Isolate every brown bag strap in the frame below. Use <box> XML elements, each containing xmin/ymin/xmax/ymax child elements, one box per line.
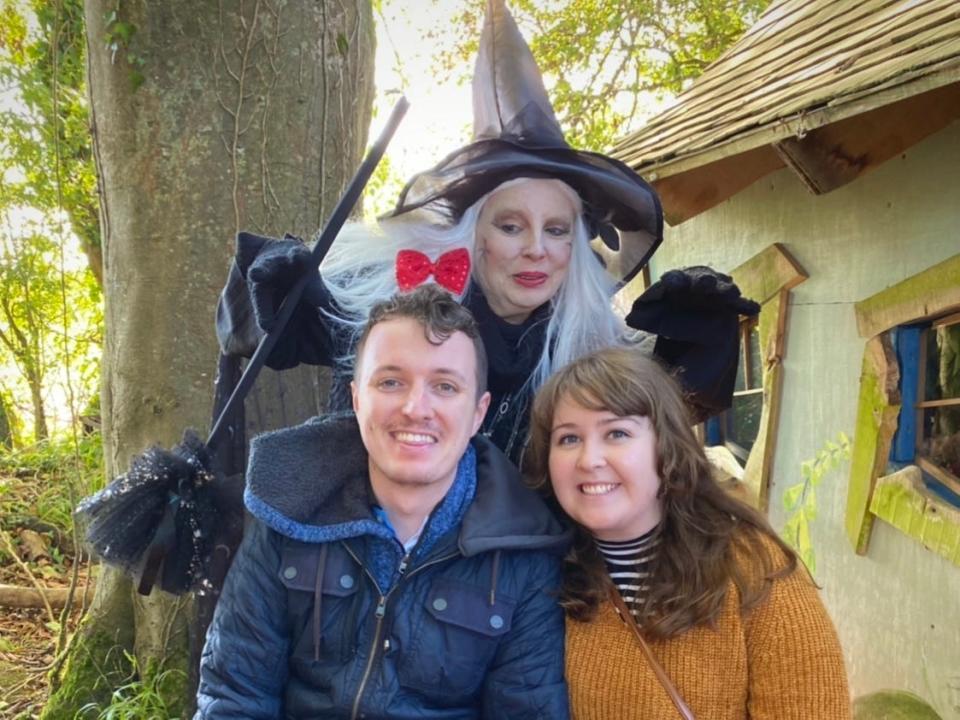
<box><xmin>608</xmin><ymin>587</ymin><xmax>696</xmax><ymax>720</ymax></box>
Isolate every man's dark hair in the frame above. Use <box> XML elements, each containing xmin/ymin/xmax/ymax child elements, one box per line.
<box><xmin>355</xmin><ymin>285</ymin><xmax>488</xmax><ymax>397</ymax></box>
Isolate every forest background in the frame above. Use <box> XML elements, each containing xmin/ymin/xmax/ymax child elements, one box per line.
<box><xmin>0</xmin><ymin>0</ymin><xmax>768</xmax><ymax>717</ymax></box>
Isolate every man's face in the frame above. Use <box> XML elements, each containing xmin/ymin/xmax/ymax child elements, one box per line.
<box><xmin>352</xmin><ymin>317</ymin><xmax>491</xmax><ymax>494</ymax></box>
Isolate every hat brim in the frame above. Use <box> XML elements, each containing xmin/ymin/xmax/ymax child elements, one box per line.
<box><xmin>385</xmin><ymin>138</ymin><xmax>664</xmax><ymax>287</ymax></box>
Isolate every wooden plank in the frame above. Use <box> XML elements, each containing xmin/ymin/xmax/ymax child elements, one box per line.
<box><xmin>615</xmin><ymin>1</ymin><xmax>960</xmax><ymax>167</ymax></box>
<box><xmin>651</xmin><ymin>145</ymin><xmax>784</xmax><ymax>225</ymax></box>
<box><xmin>729</xmin><ymin>247</ymin><xmax>806</xmax><ymax>512</ymax></box>
<box><xmin>635</xmin><ymin>63</ymin><xmax>960</xmax><ymax>182</ymax></box>
<box><xmin>668</xmin><ymin>0</ymin><xmax>887</xmax><ymax>105</ymax></box>
<box><xmin>615</xmin><ymin>0</ymin><xmax>908</xmax><ymax>155</ymax></box>
<box><xmin>687</xmin><ymin>34</ymin><xmax>960</xmax><ymax>156</ymax></box>
<box><xmin>916</xmin><ymin>398</ymin><xmax>960</xmax><ymax>409</ymax></box>
<box><xmin>845</xmin><ymin>335</ymin><xmax>901</xmax><ymax>554</ymax></box>
<box><xmin>691</xmin><ymin>6</ymin><xmax>957</xmax><ymax>138</ymax></box>
<box><xmin>0</xmin><ymin>583</ymin><xmax>95</xmax><ymax>610</ymax></box>
<box><xmin>780</xmin><ymin>80</ymin><xmax>960</xmax><ymax>195</ymax></box>
<box><xmin>744</xmin><ymin>291</ymin><xmax>788</xmax><ymax>511</ymax></box>
<box><xmin>774</xmin><ymin>133</ymin><xmax>866</xmax><ymax>195</ymax></box>
<box><xmin>932</xmin><ymin>311</ymin><xmax>960</xmax><ymax>328</ymax></box>
<box><xmin>617</xmin><ymin>10</ymin><xmax>957</xmax><ymax>161</ymax></box>
<box><xmin>855</xmin><ymin>253</ymin><xmax>960</xmax><ymax>339</ymax></box>
<box><xmin>622</xmin><ymin>1</ymin><xmax>957</xmax><ymax>156</ymax></box>
<box><xmin>730</xmin><ymin>243</ymin><xmax>807</xmax><ymax>307</ymax></box>
<box><xmin>621</xmin><ymin>49</ymin><xmax>960</xmax><ymax>170</ymax></box>
<box><xmin>917</xmin><ymin>457</ymin><xmax>960</xmax><ymax>498</ymax></box>
<box><xmin>749</xmin><ymin>33</ymin><xmax>960</xmax><ymax>129</ymax></box>
<box><xmin>869</xmin><ymin>467</ymin><xmax>960</xmax><ymax>567</ymax></box>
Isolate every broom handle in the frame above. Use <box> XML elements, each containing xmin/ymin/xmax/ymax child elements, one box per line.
<box><xmin>206</xmin><ymin>96</ymin><xmax>409</xmax><ymax>451</ymax></box>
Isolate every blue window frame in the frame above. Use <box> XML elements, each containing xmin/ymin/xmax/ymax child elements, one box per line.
<box><xmin>889</xmin><ymin>313</ymin><xmax>960</xmax><ymax>506</ymax></box>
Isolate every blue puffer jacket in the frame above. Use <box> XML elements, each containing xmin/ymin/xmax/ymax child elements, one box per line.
<box><xmin>195</xmin><ymin>414</ymin><xmax>571</xmax><ymax>719</ymax></box>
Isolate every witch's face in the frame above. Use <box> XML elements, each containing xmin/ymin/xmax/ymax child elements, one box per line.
<box><xmin>474</xmin><ymin>179</ymin><xmax>577</xmax><ymax>324</ymax></box>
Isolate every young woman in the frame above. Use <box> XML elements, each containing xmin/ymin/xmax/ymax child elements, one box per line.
<box><xmin>527</xmin><ymin>346</ymin><xmax>851</xmax><ymax>719</ymax></box>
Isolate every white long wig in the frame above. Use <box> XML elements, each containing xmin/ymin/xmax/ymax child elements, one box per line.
<box><xmin>320</xmin><ymin>178</ymin><xmax>626</xmax><ymax>393</ymax></box>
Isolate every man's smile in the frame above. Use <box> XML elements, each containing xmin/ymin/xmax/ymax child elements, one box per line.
<box><xmin>391</xmin><ymin>430</ymin><xmax>438</xmax><ymax>445</ymax></box>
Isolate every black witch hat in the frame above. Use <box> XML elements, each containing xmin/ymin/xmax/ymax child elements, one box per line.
<box><xmin>387</xmin><ymin>0</ymin><xmax>663</xmax><ymax>287</ymax></box>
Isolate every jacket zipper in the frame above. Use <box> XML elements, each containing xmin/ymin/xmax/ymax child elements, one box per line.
<box><xmin>343</xmin><ymin>543</ymin><xmax>458</xmax><ymax>720</ymax></box>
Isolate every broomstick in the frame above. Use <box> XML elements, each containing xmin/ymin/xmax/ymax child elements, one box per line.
<box><xmin>76</xmin><ymin>97</ymin><xmax>410</xmax><ymax>596</ymax></box>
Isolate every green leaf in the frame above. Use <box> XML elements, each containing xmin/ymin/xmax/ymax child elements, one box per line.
<box><xmin>797</xmin><ymin>515</ymin><xmax>812</xmax><ymax>558</ymax></box>
<box><xmin>111</xmin><ymin>20</ymin><xmax>136</xmax><ymax>44</ymax></box>
<box><xmin>782</xmin><ymin>514</ymin><xmax>800</xmax><ymax>547</ymax></box>
<box><xmin>782</xmin><ymin>483</ymin><xmax>803</xmax><ymax>511</ymax></box>
<box><xmin>803</xmin><ymin>486</ymin><xmax>817</xmax><ymax>521</ymax></box>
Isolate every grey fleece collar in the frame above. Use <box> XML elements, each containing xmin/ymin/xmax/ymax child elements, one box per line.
<box><xmin>243</xmin><ymin>413</ymin><xmax>570</xmax><ymax>555</ymax></box>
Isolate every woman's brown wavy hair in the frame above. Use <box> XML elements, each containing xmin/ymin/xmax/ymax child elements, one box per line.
<box><xmin>527</xmin><ymin>346</ymin><xmax>798</xmax><ymax>639</ymax></box>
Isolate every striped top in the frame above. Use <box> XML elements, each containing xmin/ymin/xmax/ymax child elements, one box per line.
<box><xmin>596</xmin><ymin>527</ymin><xmax>661</xmax><ymax>618</ymax></box>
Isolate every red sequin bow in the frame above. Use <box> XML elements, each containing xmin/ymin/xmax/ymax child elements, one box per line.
<box><xmin>395</xmin><ymin>248</ymin><xmax>471</xmax><ymax>294</ymax></box>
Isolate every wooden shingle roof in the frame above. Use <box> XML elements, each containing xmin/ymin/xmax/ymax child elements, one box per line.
<box><xmin>613</xmin><ymin>0</ymin><xmax>960</xmax><ymax>187</ymax></box>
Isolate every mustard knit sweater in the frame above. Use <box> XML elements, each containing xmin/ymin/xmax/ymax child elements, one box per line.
<box><xmin>565</xmin><ymin>550</ymin><xmax>851</xmax><ymax>720</ymax></box>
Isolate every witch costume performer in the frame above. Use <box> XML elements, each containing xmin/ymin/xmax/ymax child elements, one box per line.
<box><xmin>216</xmin><ymin>0</ymin><xmax>758</xmax><ymax>462</ymax></box>
<box><xmin>77</xmin><ymin>0</ymin><xmax>758</xmax><ymax>595</ymax></box>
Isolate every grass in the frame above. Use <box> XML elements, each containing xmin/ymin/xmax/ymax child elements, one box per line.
<box><xmin>0</xmin><ymin>433</ymin><xmax>104</xmax><ymax>540</ymax></box>
<box><xmin>74</xmin><ymin>653</ymin><xmax>184</xmax><ymax>720</ymax></box>
<box><xmin>0</xmin><ymin>432</ymin><xmax>103</xmax><ymax>719</ymax></box>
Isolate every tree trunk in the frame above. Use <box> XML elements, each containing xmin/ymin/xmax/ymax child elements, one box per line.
<box><xmin>27</xmin><ymin>365</ymin><xmax>48</xmax><ymax>441</ymax></box>
<box><xmin>0</xmin><ymin>391</ymin><xmax>12</xmax><ymax>448</ymax></box>
<box><xmin>45</xmin><ymin>1</ymin><xmax>374</xmax><ymax>716</ymax></box>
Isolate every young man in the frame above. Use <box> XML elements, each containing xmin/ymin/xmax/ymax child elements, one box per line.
<box><xmin>196</xmin><ymin>285</ymin><xmax>570</xmax><ymax>719</ymax></box>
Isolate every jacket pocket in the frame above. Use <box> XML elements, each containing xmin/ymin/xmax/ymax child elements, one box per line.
<box><xmin>280</xmin><ymin>542</ymin><xmax>362</xmax><ymax>664</ymax></box>
<box><xmin>397</xmin><ymin>577</ymin><xmax>517</xmax><ymax>699</ymax></box>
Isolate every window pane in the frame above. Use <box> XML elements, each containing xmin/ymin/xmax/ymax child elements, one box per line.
<box><xmin>747</xmin><ymin>323</ymin><xmax>762</xmax><ymax>391</ymax></box>
<box><xmin>734</xmin><ymin>342</ymin><xmax>746</xmax><ymax>393</ymax></box>
<box><xmin>923</xmin><ymin>323</ymin><xmax>960</xmax><ymax>403</ymax></box>
<box><xmin>921</xmin><ymin>408</ymin><xmax>960</xmax><ymax>478</ymax></box>
<box><xmin>725</xmin><ymin>391</ymin><xmax>762</xmax><ymax>453</ymax></box>
<box><xmin>734</xmin><ymin>322</ymin><xmax>762</xmax><ymax>393</ymax></box>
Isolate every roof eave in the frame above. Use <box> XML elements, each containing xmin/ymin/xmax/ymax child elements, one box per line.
<box><xmin>631</xmin><ymin>60</ymin><xmax>960</xmax><ymax>182</ymax></box>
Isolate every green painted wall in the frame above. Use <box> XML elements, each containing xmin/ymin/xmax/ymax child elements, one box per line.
<box><xmin>641</xmin><ymin>120</ymin><xmax>960</xmax><ymax>718</ymax></box>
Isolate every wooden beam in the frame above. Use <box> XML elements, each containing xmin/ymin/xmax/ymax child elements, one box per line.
<box><xmin>731</xmin><ymin>242</ymin><xmax>808</xmax><ymax>306</ymax></box>
<box><xmin>649</xmin><ymin>80</ymin><xmax>960</xmax><ymax>224</ymax></box>
<box><xmin>917</xmin><ymin>457</ymin><xmax>960</xmax><ymax>499</ymax></box>
<box><xmin>844</xmin><ymin>334</ymin><xmax>901</xmax><ymax>554</ymax></box>
<box><xmin>854</xmin><ymin>253</ymin><xmax>960</xmax><ymax>339</ymax></box>
<box><xmin>774</xmin><ymin>134</ymin><xmax>866</xmax><ymax>194</ymax></box>
<box><xmin>728</xmin><ymin>244</ymin><xmax>808</xmax><ymax>511</ymax></box>
<box><xmin>652</xmin><ymin>145</ymin><xmax>784</xmax><ymax>226</ymax></box>
<box><xmin>870</xmin><ymin>466</ymin><xmax>960</xmax><ymax>568</ymax></box>
<box><xmin>776</xmin><ymin>81</ymin><xmax>960</xmax><ymax>195</ymax></box>
<box><xmin>629</xmin><ymin>66</ymin><xmax>960</xmax><ymax>182</ymax></box>
<box><xmin>0</xmin><ymin>583</ymin><xmax>94</xmax><ymax>610</ymax></box>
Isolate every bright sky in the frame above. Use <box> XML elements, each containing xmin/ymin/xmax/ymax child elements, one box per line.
<box><xmin>370</xmin><ymin>2</ymin><xmax>476</xmax><ymax>184</ymax></box>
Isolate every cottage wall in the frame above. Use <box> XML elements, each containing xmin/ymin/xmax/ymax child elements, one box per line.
<box><xmin>642</xmin><ymin>121</ymin><xmax>960</xmax><ymax>716</ymax></box>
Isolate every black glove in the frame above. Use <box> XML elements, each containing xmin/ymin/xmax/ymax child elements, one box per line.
<box><xmin>625</xmin><ymin>266</ymin><xmax>760</xmax><ymax>420</ymax></box>
<box><xmin>237</xmin><ymin>232</ymin><xmax>330</xmax><ymax>332</ymax></box>
<box><xmin>626</xmin><ymin>266</ymin><xmax>759</xmax><ymax>340</ymax></box>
